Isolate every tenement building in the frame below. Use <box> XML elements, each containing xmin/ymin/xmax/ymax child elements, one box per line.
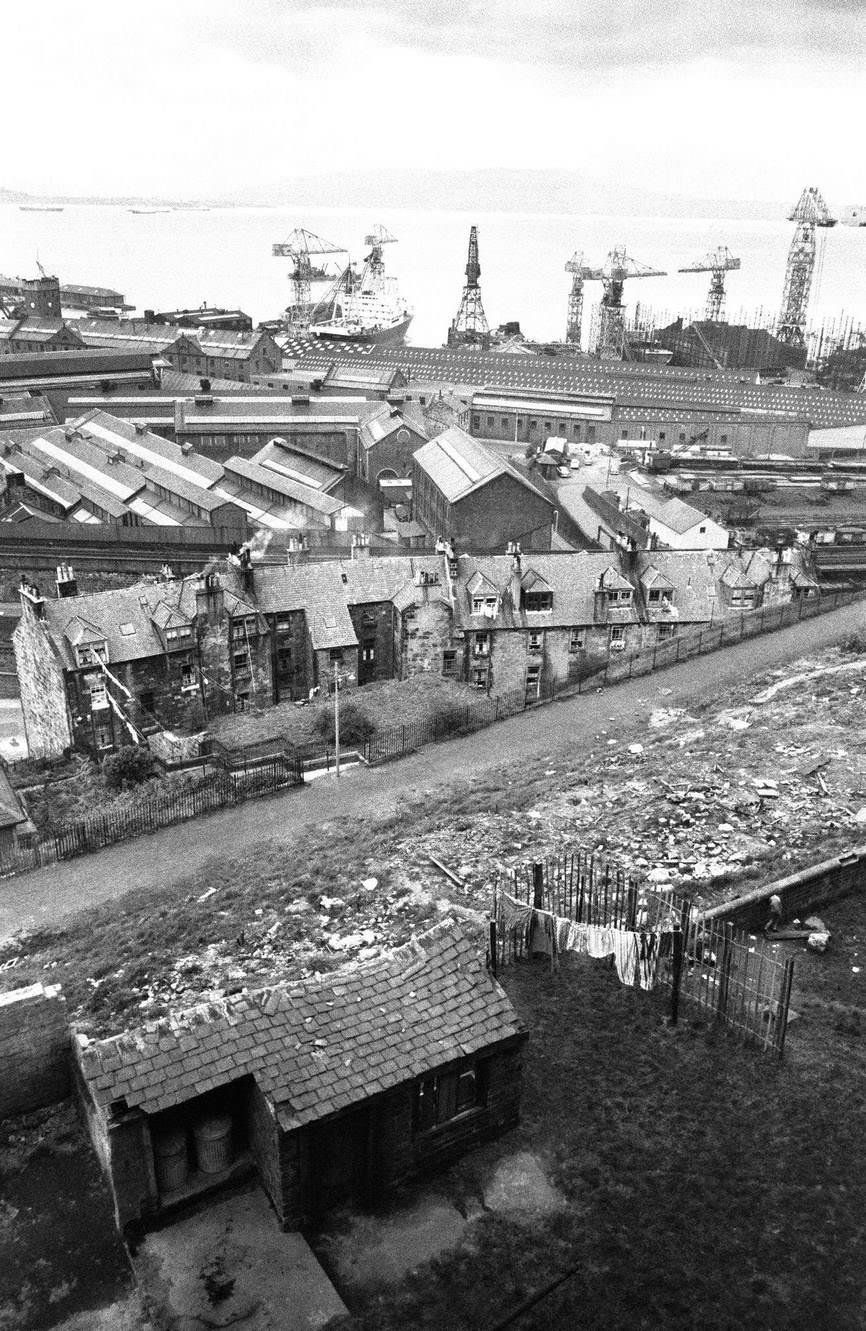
<box><xmin>14</xmin><ymin>542</ymin><xmax>818</xmax><ymax>759</ymax></box>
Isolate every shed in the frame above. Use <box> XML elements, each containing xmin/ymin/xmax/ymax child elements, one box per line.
<box><xmin>75</xmin><ymin>919</ymin><xmax>526</xmax><ymax>1234</ymax></box>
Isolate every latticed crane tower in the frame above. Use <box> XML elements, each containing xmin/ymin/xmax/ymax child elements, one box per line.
<box><xmin>577</xmin><ymin>246</ymin><xmax>666</xmax><ymax>358</ymax></box>
<box><xmin>272</xmin><ymin>228</ymin><xmax>345</xmax><ymax>325</ymax></box>
<box><xmin>448</xmin><ymin>226</ymin><xmax>490</xmax><ymax>348</ymax></box>
<box><xmin>564</xmin><ymin>251</ymin><xmax>585</xmax><ymax>345</ymax></box>
<box><xmin>777</xmin><ymin>187</ymin><xmax>836</xmax><ymax>347</ymax></box>
<box><xmin>678</xmin><ymin>246</ymin><xmax>741</xmax><ymax>322</ymax></box>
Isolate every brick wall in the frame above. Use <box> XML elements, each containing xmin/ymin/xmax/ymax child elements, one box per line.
<box><xmin>13</xmin><ymin>612</ymin><xmax>72</xmax><ymax>759</ymax></box>
<box><xmin>0</xmin><ymin>983</ymin><xmax>70</xmax><ymax>1120</ymax></box>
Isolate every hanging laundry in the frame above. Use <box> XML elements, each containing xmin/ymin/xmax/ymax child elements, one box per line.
<box><xmin>565</xmin><ymin>921</ymin><xmax>590</xmax><ymax>955</ymax></box>
<box><xmin>586</xmin><ymin>926</ymin><xmax>615</xmax><ymax>959</ymax></box>
<box><xmin>637</xmin><ymin>931</ymin><xmax>661</xmax><ymax>991</ymax></box>
<box><xmin>555</xmin><ymin>917</ymin><xmax>572</xmax><ymax>953</ymax></box>
<box><xmin>613</xmin><ymin>930</ymin><xmax>638</xmax><ymax>987</ymax></box>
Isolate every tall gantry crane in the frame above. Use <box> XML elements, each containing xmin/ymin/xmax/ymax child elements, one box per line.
<box><xmin>448</xmin><ymin>226</ymin><xmax>490</xmax><ymax>348</ymax></box>
<box><xmin>577</xmin><ymin>245</ymin><xmax>666</xmax><ymax>358</ymax></box>
<box><xmin>678</xmin><ymin>246</ymin><xmax>741</xmax><ymax>322</ymax></box>
<box><xmin>777</xmin><ymin>186</ymin><xmax>836</xmax><ymax>347</ymax></box>
<box><xmin>272</xmin><ymin>228</ymin><xmax>345</xmax><ymax>325</ymax></box>
<box><xmin>564</xmin><ymin>251</ymin><xmax>585</xmax><ymax>345</ymax></box>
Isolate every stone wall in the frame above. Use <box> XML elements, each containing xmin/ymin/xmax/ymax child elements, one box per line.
<box><xmin>0</xmin><ymin>983</ymin><xmax>70</xmax><ymax>1120</ymax></box>
<box><xmin>13</xmin><ymin>612</ymin><xmax>72</xmax><ymax>759</ymax></box>
<box><xmin>702</xmin><ymin>848</ymin><xmax>866</xmax><ymax>932</ymax></box>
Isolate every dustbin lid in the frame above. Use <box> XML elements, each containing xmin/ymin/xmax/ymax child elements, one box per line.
<box><xmin>194</xmin><ymin>1114</ymin><xmax>232</xmax><ymax>1141</ymax></box>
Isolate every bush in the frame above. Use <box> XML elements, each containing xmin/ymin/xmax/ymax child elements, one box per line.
<box><xmin>432</xmin><ymin>699</ymin><xmax>473</xmax><ymax>737</ymax></box>
<box><xmin>101</xmin><ymin>745</ymin><xmax>158</xmax><ymax>791</ymax></box>
<box><xmin>839</xmin><ymin>631</ymin><xmax>866</xmax><ymax>655</ymax></box>
<box><xmin>311</xmin><ymin>700</ymin><xmax>377</xmax><ymax>746</ymax></box>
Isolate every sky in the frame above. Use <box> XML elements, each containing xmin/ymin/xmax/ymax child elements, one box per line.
<box><xmin>5</xmin><ymin>0</ymin><xmax>864</xmax><ymax>204</ymax></box>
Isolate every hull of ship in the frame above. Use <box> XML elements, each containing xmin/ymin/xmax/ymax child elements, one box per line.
<box><xmin>310</xmin><ymin>313</ymin><xmax>412</xmax><ymax>347</ymax></box>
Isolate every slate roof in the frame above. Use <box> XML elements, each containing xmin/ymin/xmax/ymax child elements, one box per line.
<box><xmin>454</xmin><ymin>552</ymin><xmax>639</xmax><ymax>630</ymax></box>
<box><xmin>75</xmin><ymin>918</ymin><xmax>524</xmax><ymax>1129</ymax></box>
<box><xmin>413</xmin><ymin>427</ymin><xmax>548</xmax><ymax>506</ymax></box>
<box><xmin>625</xmin><ymin>487</ymin><xmax>713</xmax><ymax>536</ymax></box>
<box><xmin>222</xmin><ymin>456</ymin><xmax>345</xmax><ymax>516</ymax></box>
<box><xmin>633</xmin><ymin>551</ymin><xmax>719</xmax><ymax>623</ymax></box>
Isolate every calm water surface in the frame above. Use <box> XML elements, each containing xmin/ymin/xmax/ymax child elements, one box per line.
<box><xmin>2</xmin><ymin>204</ymin><xmax>865</xmax><ymax>350</ymax></box>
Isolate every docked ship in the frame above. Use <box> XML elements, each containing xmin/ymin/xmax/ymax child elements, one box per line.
<box><xmin>309</xmin><ymin>225</ymin><xmax>413</xmax><ymax>346</ymax></box>
<box><xmin>19</xmin><ymin>204</ymin><xmax>64</xmax><ymax>212</ymax></box>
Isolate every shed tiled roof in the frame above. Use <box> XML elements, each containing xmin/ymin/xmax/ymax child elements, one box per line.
<box><xmin>75</xmin><ymin>919</ymin><xmax>523</xmax><ymax>1128</ymax></box>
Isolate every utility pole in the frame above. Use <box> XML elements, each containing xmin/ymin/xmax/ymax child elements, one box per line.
<box><xmin>327</xmin><ymin>664</ymin><xmax>355</xmax><ymax>777</ymax></box>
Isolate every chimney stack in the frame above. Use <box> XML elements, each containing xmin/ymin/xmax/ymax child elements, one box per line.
<box><xmin>351</xmin><ymin>532</ymin><xmax>371</xmax><ymax>560</ymax></box>
<box><xmin>55</xmin><ymin>563</ymin><xmax>78</xmax><ymax>598</ymax></box>
<box><xmin>19</xmin><ymin>577</ymin><xmax>45</xmax><ymax>620</ymax></box>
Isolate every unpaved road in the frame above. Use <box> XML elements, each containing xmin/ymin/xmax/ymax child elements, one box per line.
<box><xmin>2</xmin><ymin>598</ymin><xmax>864</xmax><ymax>939</ymax></box>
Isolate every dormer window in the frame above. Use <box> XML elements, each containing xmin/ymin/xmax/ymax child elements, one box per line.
<box><xmin>165</xmin><ymin>624</ymin><xmax>193</xmax><ymax>647</ymax></box>
<box><xmin>472</xmin><ymin>596</ymin><xmax>498</xmax><ymax>614</ymax></box>
<box><xmin>606</xmin><ymin>589</ymin><xmax>632</xmax><ymax>605</ymax></box>
<box><xmin>76</xmin><ymin>642</ymin><xmax>107</xmax><ymax>667</ymax></box>
<box><xmin>522</xmin><ymin>590</ymin><xmax>553</xmax><ymax>612</ymax></box>
<box><xmin>647</xmin><ymin>589</ymin><xmax>673</xmax><ymax>605</ymax></box>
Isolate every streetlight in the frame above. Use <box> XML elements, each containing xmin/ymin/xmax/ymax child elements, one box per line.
<box><xmin>328</xmin><ymin>664</ymin><xmax>355</xmax><ymax>778</ymax></box>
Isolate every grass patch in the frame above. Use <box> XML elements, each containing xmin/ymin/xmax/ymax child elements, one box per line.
<box><xmin>325</xmin><ymin>958</ymin><xmax>866</xmax><ymax>1331</ymax></box>
<box><xmin>209</xmin><ymin>675</ymin><xmax>481</xmax><ymax>750</ymax></box>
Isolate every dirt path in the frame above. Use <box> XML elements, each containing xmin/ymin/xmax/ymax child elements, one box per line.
<box><xmin>2</xmin><ymin>598</ymin><xmax>864</xmax><ymax>939</ymax></box>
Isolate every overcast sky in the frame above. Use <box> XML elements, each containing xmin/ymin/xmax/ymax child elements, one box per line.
<box><xmin>6</xmin><ymin>0</ymin><xmax>864</xmax><ymax>203</ymax></box>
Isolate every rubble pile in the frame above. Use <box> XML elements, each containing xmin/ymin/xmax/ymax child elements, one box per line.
<box><xmin>6</xmin><ymin>645</ymin><xmax>866</xmax><ymax>1036</ymax></box>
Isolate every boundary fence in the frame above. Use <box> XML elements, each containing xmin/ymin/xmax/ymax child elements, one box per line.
<box><xmin>493</xmin><ymin>853</ymin><xmax>794</xmax><ymax>1057</ymax></box>
<box><xmin>355</xmin><ymin>587</ymin><xmax>865</xmax><ymax>769</ymax></box>
<box><xmin>0</xmin><ymin>751</ymin><xmax>302</xmax><ymax>876</ymax></box>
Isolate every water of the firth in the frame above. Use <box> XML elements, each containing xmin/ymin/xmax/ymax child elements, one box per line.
<box><xmin>2</xmin><ymin>204</ymin><xmax>866</xmax><ymax>349</ymax></box>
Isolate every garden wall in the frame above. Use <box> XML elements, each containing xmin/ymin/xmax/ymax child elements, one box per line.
<box><xmin>0</xmin><ymin>982</ymin><xmax>70</xmax><ymax>1120</ymax></box>
<box><xmin>701</xmin><ymin>847</ymin><xmax>866</xmax><ymax>931</ymax></box>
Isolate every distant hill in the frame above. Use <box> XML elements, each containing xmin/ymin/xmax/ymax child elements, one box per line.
<box><xmin>219</xmin><ymin>169</ymin><xmax>783</xmax><ymax>221</ymax></box>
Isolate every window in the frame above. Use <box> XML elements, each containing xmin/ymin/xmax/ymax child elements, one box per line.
<box><xmin>609</xmin><ymin>625</ymin><xmax>625</xmax><ymax>650</ymax></box>
<box><xmin>720</xmin><ymin>433</ymin><xmax>728</xmax><ymax>444</ymax></box>
<box><xmin>473</xmin><ymin>633</ymin><xmax>490</xmax><ymax>657</ymax></box>
<box><xmin>472</xmin><ymin>415</ymin><xmax>480</xmax><ymax>430</ymax></box>
<box><xmin>76</xmin><ymin>642</ymin><xmax>107</xmax><ymax>667</ymax></box>
<box><xmin>522</xmin><ymin>590</ymin><xmax>552</xmax><ymax>612</ymax></box>
<box><xmin>165</xmin><ymin>625</ymin><xmax>192</xmax><ymax>647</ymax></box>
<box><xmin>472</xmin><ymin>667</ymin><xmax>488</xmax><ymax>689</ymax></box>
<box><xmin>659</xmin><ymin>431</ymin><xmax>666</xmax><ymax>442</ymax></box>
<box><xmin>647</xmin><ymin>589</ymin><xmax>673</xmax><ymax>605</ymax></box>
<box><xmin>329</xmin><ymin>648</ymin><xmax>344</xmax><ymax>662</ymax></box>
<box><xmin>730</xmin><ymin>588</ymin><xmax>756</xmax><ymax>608</ymax></box>
<box><xmin>487</xmin><ymin>415</ymin><xmax>494</xmax><ymax>427</ymax></box>
<box><xmin>606</xmin><ymin>589</ymin><xmax>632</xmax><ymax>605</ymax></box>
<box><xmin>528</xmin><ymin>630</ymin><xmax>543</xmax><ymax>651</ymax></box>
<box><xmin>472</xmin><ymin>596</ymin><xmax>497</xmax><ymax>614</ymax></box>
<box><xmin>529</xmin><ymin>418</ymin><xmax>538</xmax><ymax>431</ymax></box>
<box><xmin>621</xmin><ymin>428</ymin><xmax>629</xmax><ymax>439</ymax></box>
<box><xmin>89</xmin><ymin>678</ymin><xmax>108</xmax><ymax>709</ymax></box>
<box><xmin>544</xmin><ymin>420</ymin><xmax>551</xmax><ymax>431</ymax></box>
<box><xmin>570</xmin><ymin>627</ymin><xmax>585</xmax><ymax>652</ymax></box>
<box><xmin>119</xmin><ymin>622</ymin><xmax>136</xmax><ymax>637</ymax></box>
<box><xmin>138</xmin><ymin>690</ymin><xmax>155</xmax><ymax>714</ymax></box>
<box><xmin>442</xmin><ymin>649</ymin><xmax>457</xmax><ymax>678</ymax></box>
<box><xmin>679</xmin><ymin>431</ymin><xmax>686</xmax><ymax>443</ymax></box>
<box><xmin>525</xmin><ymin>663</ymin><xmax>541</xmax><ymax>698</ymax></box>
<box><xmin>657</xmin><ymin>622</ymin><xmax>677</xmax><ymax>639</ymax></box>
<box><xmin>558</xmin><ymin>422</ymin><xmax>566</xmax><ymax>434</ymax></box>
<box><xmin>415</xmin><ymin>1066</ymin><xmax>483</xmax><ymax>1132</ymax></box>
<box><xmin>362</xmin><ymin>641</ymin><xmax>375</xmax><ymax>663</ymax></box>
<box><xmin>181</xmin><ymin>660</ymin><xmax>196</xmax><ymax>691</ymax></box>
<box><xmin>93</xmin><ymin>721</ymin><xmax>113</xmax><ymax>750</ymax></box>
<box><xmin>235</xmin><ymin>692</ymin><xmax>249</xmax><ymax>711</ymax></box>
<box><xmin>501</xmin><ymin>417</ymin><xmax>508</xmax><ymax>429</ymax></box>
<box><xmin>699</xmin><ymin>525</ymin><xmax>707</xmax><ymax>534</ymax></box>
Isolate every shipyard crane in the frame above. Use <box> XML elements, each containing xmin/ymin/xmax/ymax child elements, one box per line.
<box><xmin>678</xmin><ymin>246</ymin><xmax>741</xmax><ymax>323</ymax></box>
<box><xmin>564</xmin><ymin>250</ymin><xmax>585</xmax><ymax>346</ymax></box>
<box><xmin>363</xmin><ymin>223</ymin><xmax>397</xmax><ymax>278</ymax></box>
<box><xmin>271</xmin><ymin>228</ymin><xmax>345</xmax><ymax>324</ymax></box>
<box><xmin>448</xmin><ymin>225</ymin><xmax>490</xmax><ymax>349</ymax></box>
<box><xmin>777</xmin><ymin>186</ymin><xmax>836</xmax><ymax>347</ymax></box>
<box><xmin>576</xmin><ymin>245</ymin><xmax>666</xmax><ymax>358</ymax></box>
